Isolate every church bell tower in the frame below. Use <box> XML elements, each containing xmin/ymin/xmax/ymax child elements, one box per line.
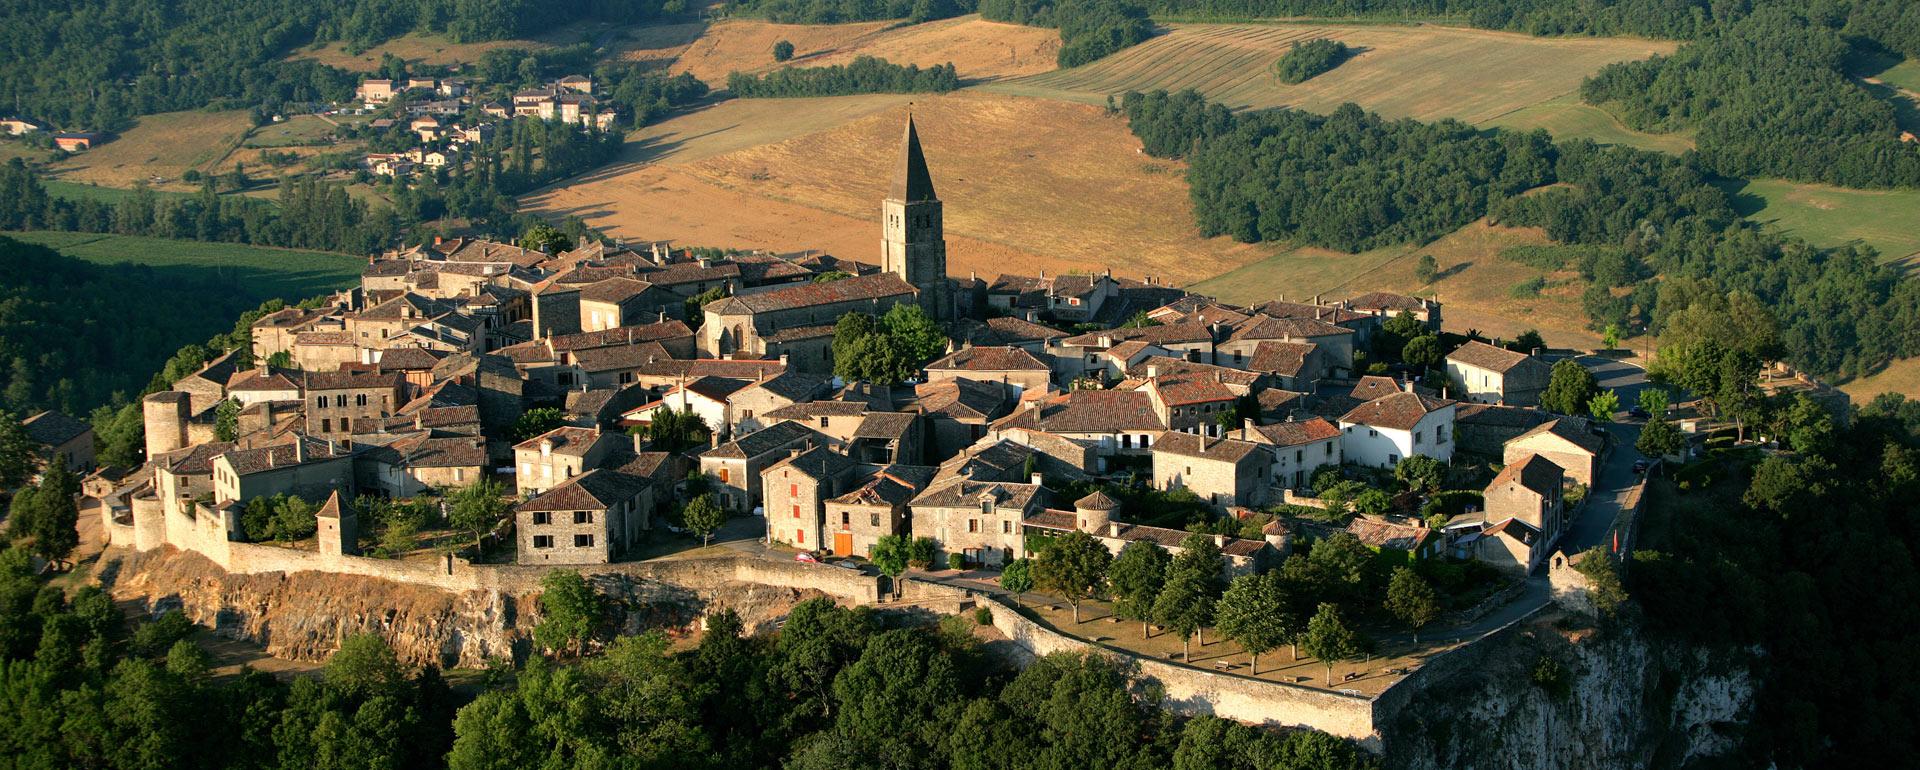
<box><xmin>881</xmin><ymin>115</ymin><xmax>952</xmax><ymax>319</ymax></box>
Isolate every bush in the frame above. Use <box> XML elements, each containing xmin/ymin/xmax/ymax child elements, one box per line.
<box><xmin>1531</xmin><ymin>655</ymin><xmax>1571</xmax><ymax>700</ymax></box>
<box><xmin>974</xmin><ymin>606</ymin><xmax>992</xmax><ymax>625</ymax></box>
<box><xmin>773</xmin><ymin>40</ymin><xmax>795</xmax><ymax>61</ymax></box>
<box><xmin>727</xmin><ymin>57</ymin><xmax>959</xmax><ymax>97</ymax></box>
<box><xmin>132</xmin><ymin>610</ymin><xmax>196</xmax><ymax>657</ymax></box>
<box><xmin>948</xmin><ymin>552</ymin><xmax>967</xmax><ymax>571</ymax></box>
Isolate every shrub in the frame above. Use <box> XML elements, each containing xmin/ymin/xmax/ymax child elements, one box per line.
<box><xmin>1531</xmin><ymin>655</ymin><xmax>1571</xmax><ymax>700</ymax></box>
<box><xmin>974</xmin><ymin>606</ymin><xmax>993</xmax><ymax>625</ymax></box>
<box><xmin>772</xmin><ymin>40</ymin><xmax>795</xmax><ymax>61</ymax></box>
<box><xmin>948</xmin><ymin>552</ymin><xmax>967</xmax><ymax>571</ymax></box>
<box><xmin>1274</xmin><ymin>38</ymin><xmax>1350</xmax><ymax>84</ymax></box>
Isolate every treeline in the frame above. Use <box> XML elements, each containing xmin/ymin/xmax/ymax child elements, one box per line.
<box><xmin>980</xmin><ymin>0</ymin><xmax>1157</xmax><ymax>66</ymax></box>
<box><xmin>726</xmin><ymin>0</ymin><xmax>976</xmax><ymax>23</ymax></box>
<box><xmin>1274</xmin><ymin>38</ymin><xmax>1350</xmax><ymax>83</ymax></box>
<box><xmin>728</xmin><ymin>57</ymin><xmax>961</xmax><ymax>97</ymax></box>
<box><xmin>0</xmin><ymin>0</ymin><xmax>672</xmax><ymax>131</ymax></box>
<box><xmin>0</xmin><ymin>540</ymin><xmax>1379</xmax><ymax>770</ymax></box>
<box><xmin>1125</xmin><ymin>89</ymin><xmax>1920</xmax><ymax>379</ymax></box>
<box><xmin>1617</xmin><ymin>396</ymin><xmax>1920</xmax><ymax>767</ymax></box>
<box><xmin>1124</xmin><ymin>90</ymin><xmax>1555</xmax><ymax>251</ymax></box>
<box><xmin>0</xmin><ymin>236</ymin><xmax>276</xmax><ymax>420</ymax></box>
<box><xmin>1582</xmin><ymin>6</ymin><xmax>1920</xmax><ymax>188</ymax></box>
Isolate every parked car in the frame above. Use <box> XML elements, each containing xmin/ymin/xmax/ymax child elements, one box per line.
<box><xmin>1628</xmin><ymin>406</ymin><xmax>1651</xmax><ymax>420</ymax></box>
<box><xmin>794</xmin><ymin>552</ymin><xmax>819</xmax><ymax>563</ymax></box>
<box><xmin>1632</xmin><ymin>459</ymin><xmax>1650</xmax><ymax>474</ymax></box>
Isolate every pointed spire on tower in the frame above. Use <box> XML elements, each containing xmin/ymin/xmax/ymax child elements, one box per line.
<box><xmin>890</xmin><ymin>114</ymin><xmax>937</xmax><ymax>203</ymax></box>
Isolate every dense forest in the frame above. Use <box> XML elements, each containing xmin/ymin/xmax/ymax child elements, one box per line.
<box><xmin>725</xmin><ymin>0</ymin><xmax>977</xmax><ymax>24</ymax></box>
<box><xmin>0</xmin><ymin>0</ymin><xmax>676</xmax><ymax>131</ymax></box>
<box><xmin>0</xmin><ymin>539</ymin><xmax>1378</xmax><ymax>770</ymax></box>
<box><xmin>1124</xmin><ymin>89</ymin><xmax>1920</xmax><ymax>379</ymax></box>
<box><xmin>727</xmin><ymin>58</ymin><xmax>962</xmax><ymax>96</ymax></box>
<box><xmin>1616</xmin><ymin>395</ymin><xmax>1920</xmax><ymax>767</ymax></box>
<box><xmin>980</xmin><ymin>0</ymin><xmax>1158</xmax><ymax>66</ymax></box>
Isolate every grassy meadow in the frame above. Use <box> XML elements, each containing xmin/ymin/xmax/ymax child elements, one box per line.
<box><xmin>6</xmin><ymin>231</ymin><xmax>363</xmax><ymax>300</ymax></box>
<box><xmin>1722</xmin><ymin>179</ymin><xmax>1920</xmax><ymax>263</ymax></box>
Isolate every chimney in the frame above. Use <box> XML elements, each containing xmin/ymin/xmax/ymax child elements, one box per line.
<box><xmin>434</xmin><ymin>235</ymin><xmax>443</xmax><ymax>246</ymax></box>
<box><xmin>632</xmin><ymin>431</ymin><xmax>644</xmax><ymax>453</ymax></box>
<box><xmin>540</xmin><ymin>439</ymin><xmax>553</xmax><ymax>456</ymax></box>
<box><xmin>1146</xmin><ymin>364</ymin><xmax>1158</xmax><ymax>378</ymax></box>
<box><xmin>294</xmin><ymin>440</ymin><xmax>306</xmax><ymax>463</ymax></box>
<box><xmin>1214</xmin><ymin>533</ymin><xmax>1226</xmax><ymax>547</ymax></box>
<box><xmin>414</xmin><ymin>412</ymin><xmax>423</xmax><ymax>430</ymax></box>
<box><xmin>1109</xmin><ymin>521</ymin><xmax>1121</xmax><ymax>538</ymax></box>
<box><xmin>1039</xmin><ymin>269</ymin><xmax>1046</xmax><ymax>281</ymax></box>
<box><xmin>1403</xmin><ymin>377</ymin><xmax>1415</xmax><ymax>394</ymax></box>
<box><xmin>1243</xmin><ymin>417</ymin><xmax>1256</xmax><ymax>436</ymax></box>
<box><xmin>1030</xmin><ymin>472</ymin><xmax>1043</xmax><ymax>487</ymax></box>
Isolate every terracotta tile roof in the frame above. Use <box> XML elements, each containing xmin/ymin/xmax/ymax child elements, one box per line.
<box><xmin>706</xmin><ymin>273</ymin><xmax>914</xmax><ymax>315</ymax></box>
<box><xmin>852</xmin><ymin>412</ymin><xmax>916</xmax><ymax>440</ymax></box>
<box><xmin>316</xmin><ymin>491</ymin><xmax>345</xmax><ymax>519</ymax></box>
<box><xmin>1076</xmin><ymin>490</ymin><xmax>1120</xmax><ymax>510</ymax></box>
<box><xmin>1490</xmin><ymin>453</ymin><xmax>1564</xmax><ymax>497</ymax></box>
<box><xmin>304</xmin><ymin>370</ymin><xmax>405</xmax><ymax>392</ymax></box>
<box><xmin>1350</xmin><ymin>375</ymin><xmax>1408</xmax><ymax>402</ymax></box>
<box><xmin>1247</xmin><ymin>341</ymin><xmax>1317</xmax><ymax>377</ymax></box>
<box><xmin>578</xmin><ymin>277</ymin><xmax>657</xmax><ymax>304</ymax></box>
<box><xmin>221</xmin><ymin>436</ymin><xmax>349</xmax><ymax>475</ymax></box>
<box><xmin>22</xmin><ymin>411</ymin><xmax>90</xmax><ymax>447</ymax></box>
<box><xmin>1246</xmin><ymin>417</ymin><xmax>1341</xmax><ymax>447</ymax></box>
<box><xmin>1153</xmin><ymin>432</ymin><xmax>1262</xmax><ymax>462</ymax></box>
<box><xmin>1347</xmin><ymin>292</ymin><xmax>1434</xmax><ymax>313</ymax></box>
<box><xmin>1247</xmin><ymin>300</ymin><xmax>1371</xmax><ymax>325</ymax></box>
<box><xmin>163</xmin><ymin>442</ymin><xmax>236</xmax><ymax>475</ymax></box>
<box><xmin>295</xmin><ymin>330</ymin><xmax>355</xmax><ymax>346</ymax></box>
<box><xmin>1511</xmin><ymin>418</ymin><xmax>1604</xmax><ymax>455</ymax></box>
<box><xmin>1345</xmin><ymin>516</ymin><xmax>1434</xmax><ymax>553</ymax></box>
<box><xmin>381</xmin><ymin>404</ymin><xmax>481</xmax><ymax>432</ymax></box>
<box><xmin>635</xmin><ymin>260</ymin><xmax>741</xmax><ymax>287</ymax></box>
<box><xmin>1023</xmin><ymin>509</ymin><xmax>1079</xmax><ymax>531</ymax></box>
<box><xmin>763</xmin><ymin>443</ymin><xmax>856</xmax><ymax>481</ymax></box>
<box><xmin>829</xmin><ymin>465</ymin><xmax>935</xmax><ymax>507</ymax></box>
<box><xmin>1446</xmin><ymin>340</ymin><xmax>1542</xmax><ymax>374</ymax></box>
<box><xmin>633</xmin><ymin>358</ymin><xmax>788</xmax><ymax>380</ymax></box>
<box><xmin>993</xmin><ymin>390</ymin><xmax>1165</xmax><ymax>433</ymax></box>
<box><xmin>926</xmin><ymin>345</ymin><xmax>1049</xmax><ymax>372</ymax></box>
<box><xmin>703</xmin><ymin>421</ymin><xmax>828</xmax><ymax>459</ymax></box>
<box><xmin>375</xmin><ymin>347</ymin><xmax>446</xmax><ymax>372</ymax></box>
<box><xmin>1062</xmin><ymin>321</ymin><xmax>1214</xmax><ymax>348</ymax></box>
<box><xmin>916</xmin><ymin>378</ymin><xmax>1011</xmax><ymax>420</ymax></box>
<box><xmin>762</xmin><ymin>324</ymin><xmax>838</xmax><ymax>343</ymax></box>
<box><xmin>1483</xmin><ymin>517</ymin><xmax>1541</xmax><ymax>544</ymax></box>
<box><xmin>1454</xmin><ymin>403</ymin><xmax>1555</xmax><ymax>431</ymax></box>
<box><xmin>964</xmin><ymin>316</ymin><xmax>1066</xmax><ymax>346</ymax></box>
<box><xmin>547</xmin><ymin>321</ymin><xmax>693</xmax><ymax>350</ymax></box>
<box><xmin>402</xmin><ymin>436</ymin><xmax>487</xmax><ymax>467</ymax></box>
<box><xmin>736</xmin><ymin>371</ymin><xmax>831</xmax><ymax>403</ymax></box>
<box><xmin>226</xmin><ymin>368</ymin><xmax>303</xmax><ymax>392</ymax></box>
<box><xmin>569</xmin><ymin>341</ymin><xmax>671</xmax><ymax>373</ymax></box>
<box><xmin>1126</xmin><ymin>357</ymin><xmax>1260</xmax><ymax>388</ymax></box>
<box><xmin>911</xmin><ymin>478</ymin><xmax>1042</xmax><ymax>509</ymax></box>
<box><xmin>1228</xmin><ymin>314</ymin><xmax>1352</xmax><ymax>342</ymax></box>
<box><xmin>1145</xmin><ymin>374</ymin><xmax>1237</xmax><ymax>407</ymax></box>
<box><xmin>515</xmin><ymin>426</ymin><xmax>604</xmax><ymax>455</ymax></box>
<box><xmin>1257</xmin><ymin>389</ymin><xmax>1307</xmax><ymax>414</ymax></box>
<box><xmin>1338</xmin><ymin>391</ymin><xmax>1455</xmax><ymax>431</ymax></box>
<box><xmin>765</xmin><ymin>400</ymin><xmax>872</xmax><ymax>420</ymax></box>
<box><xmin>516</xmin><ymin>469</ymin><xmax>650</xmax><ymax>512</ymax></box>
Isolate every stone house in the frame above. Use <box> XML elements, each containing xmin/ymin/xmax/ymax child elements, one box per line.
<box><xmin>304</xmin><ymin>371</ymin><xmax>405</xmax><ymax>439</ymax></box>
<box><xmin>1348</xmin><ymin>292</ymin><xmax>1442</xmax><ymax>332</ymax></box>
<box><xmin>911</xmin><ymin>476</ymin><xmax>1045</xmax><ymax>567</ymax></box>
<box><xmin>579</xmin><ymin>278</ymin><xmax>677</xmax><ymax>332</ymax></box>
<box><xmin>22</xmin><ymin>411</ymin><xmax>95</xmax><ymax>475</ymax></box>
<box><xmin>1503</xmin><ymin>418</ymin><xmax>1604</xmax><ymax>487</ymax></box>
<box><xmin>1473</xmin><ymin>519</ymin><xmax>1544</xmax><ymax>575</ymax></box>
<box><xmin>1055</xmin><ymin>322</ymin><xmax>1217</xmax><ymax>382</ymax></box>
<box><xmin>698</xmin><ymin>421</ymin><xmax>834</xmax><ymax>513</ymax></box>
<box><xmin>1141</xmin><ymin>373</ymin><xmax>1242</xmax><ymax>436</ymax></box>
<box><xmin>1215</xmin><ymin>315</ymin><xmax>1354</xmax><ymax>376</ymax></box>
<box><xmin>1337</xmin><ymin>390</ymin><xmax>1457</xmax><ymax>467</ymax></box>
<box><xmin>992</xmin><ymin>389</ymin><xmax>1166</xmax><ymax>456</ymax></box>
<box><xmin>1453</xmin><ymin>403</ymin><xmax>1555</xmax><ymax>458</ymax></box>
<box><xmin>915</xmin><ymin>378</ymin><xmax>1014</xmax><ymax>461</ymax></box>
<box><xmin>1244</xmin><ymin>340</ymin><xmax>1325</xmax><ymax>392</ymax></box>
<box><xmin>923</xmin><ymin>345</ymin><xmax>1053</xmax><ymax>394</ymax></box>
<box><xmin>515</xmin><ymin>469</ymin><xmax>654</xmax><ymax>565</ymax></box>
<box><xmin>727</xmin><ymin>371</ymin><xmax>831</xmax><ymax>436</ymax></box>
<box><xmin>824</xmin><ymin>465</ymin><xmax>936</xmax><ymax>558</ymax></box>
<box><xmin>514</xmin><ymin>426</ymin><xmax>619</xmax><ymax>496</ymax></box>
<box><xmin>211</xmin><ymin>437</ymin><xmax>355</xmax><ymax>506</ymax></box>
<box><xmin>761</xmin><ymin>445</ymin><xmax>860</xmax><ymax>553</ymax></box>
<box><xmin>622</xmin><ymin>377</ymin><xmax>747</xmax><ymax>439</ymax></box>
<box><xmin>760</xmin><ymin>401</ymin><xmax>873</xmax><ymax>443</ymax></box>
<box><xmin>1152</xmin><ymin>432</ymin><xmax>1269</xmax><ymax>508</ymax></box>
<box><xmin>292</xmin><ymin>331</ymin><xmax>360</xmax><ymax>371</ymax></box>
<box><xmin>359</xmin><ymin>435</ymin><xmax>487</xmax><ymax>497</ymax></box>
<box><xmin>1021</xmin><ymin>492</ymin><xmax>1279</xmax><ymax>576</ymax></box>
<box><xmin>1239</xmin><ymin>417</ymin><xmax>1342</xmax><ymax>491</ymax></box>
<box><xmin>848</xmin><ymin>412</ymin><xmax>922</xmax><ymax>465</ymax></box>
<box><xmin>1483</xmin><ymin>452</ymin><xmax>1568</xmax><ymax>545</ymax></box>
<box><xmin>1446</xmin><ymin>341</ymin><xmax>1552</xmax><ymax>407</ymax></box>
<box><xmin>1345</xmin><ymin>516</ymin><xmax>1440</xmax><ymax>561</ymax></box>
<box><xmin>225</xmin><ymin>367</ymin><xmax>302</xmax><ymax>406</ymax></box>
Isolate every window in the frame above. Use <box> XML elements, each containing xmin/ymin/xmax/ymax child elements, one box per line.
<box><xmin>453</xmin><ymin>468</ymin><xmax>464</xmax><ymax>482</ymax></box>
<box><xmin>320</xmin><ymin>418</ymin><xmax>331</xmax><ymax>433</ymax></box>
<box><xmin>980</xmin><ymin>500</ymin><xmax>991</xmax><ymax>514</ymax></box>
<box><xmin>334</xmin><ymin>394</ymin><xmax>347</xmax><ymax>407</ymax></box>
<box><xmin>620</xmin><ymin>372</ymin><xmax>633</xmax><ymax>385</ymax></box>
<box><xmin>532</xmin><ymin>535</ymin><xmax>553</xmax><ymax>549</ymax></box>
<box><xmin>574</xmin><ymin>534</ymin><xmax>594</xmax><ymax>548</ymax></box>
<box><xmin>797</xmin><ymin>529</ymin><xmax>804</xmax><ymax>544</ymax></box>
<box><xmin>1295</xmin><ymin>450</ymin><xmax>1303</xmax><ymax>462</ymax></box>
<box><xmin>1414</xmin><ymin>430</ymin><xmax>1423</xmax><ymax>445</ymax></box>
<box><xmin>521</xmin><ymin>462</ymin><xmax>532</xmax><ymax>477</ymax></box>
<box><xmin>840</xmin><ymin>512</ymin><xmax>849</xmax><ymax>526</ymax></box>
<box><xmin>820</xmin><ymin>417</ymin><xmax>830</xmax><ymax>428</ymax></box>
<box><xmin>573</xmin><ymin>511</ymin><xmax>593</xmax><ymax>524</ymax></box>
<box><xmin>314</xmin><ymin>396</ymin><xmax>326</xmax><ymax>409</ymax></box>
<box><xmin>1326</xmin><ymin>443</ymin><xmax>1335</xmax><ymax>456</ymax></box>
<box><xmin>533</xmin><ymin>512</ymin><xmax>551</xmax><ymax>525</ymax></box>
<box><xmin>356</xmin><ymin>394</ymin><xmax>368</xmax><ymax>407</ymax></box>
<box><xmin>1438</xmin><ymin>425</ymin><xmax>1450</xmax><ymax>444</ymax></box>
<box><xmin>340</xmin><ymin>417</ymin><xmax>350</xmax><ymax>431</ymax></box>
<box><xmin>1002</xmin><ymin>521</ymin><xmax>1012</xmax><ymax>534</ymax></box>
<box><xmin>1121</xmin><ymin>434</ymin><xmax>1132</xmax><ymax>449</ymax></box>
<box><xmin>789</xmin><ymin>483</ymin><xmax>799</xmax><ymax>497</ymax></box>
<box><xmin>968</xmin><ymin>519</ymin><xmax>978</xmax><ymax>533</ymax></box>
<box><xmin>869</xmin><ymin>513</ymin><xmax>880</xmax><ymax>527</ymax></box>
<box><xmin>1368</xmin><ymin>429</ymin><xmax>1378</xmax><ymax>437</ymax></box>
<box><xmin>792</xmin><ymin>505</ymin><xmax>800</xmax><ymax>519</ymax></box>
<box><xmin>718</xmin><ymin>468</ymin><xmax>730</xmax><ymax>483</ymax></box>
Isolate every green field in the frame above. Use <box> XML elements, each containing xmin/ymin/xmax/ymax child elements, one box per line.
<box><xmin>244</xmin><ymin>115</ymin><xmax>345</xmax><ymax>148</ymax></box>
<box><xmin>6</xmin><ymin>231</ymin><xmax>363</xmax><ymax>300</ymax></box>
<box><xmin>1722</xmin><ymin>179</ymin><xmax>1920</xmax><ymax>263</ymax></box>
<box><xmin>980</xmin><ymin>22</ymin><xmax>1676</xmax><ymax>127</ymax></box>
<box><xmin>1483</xmin><ymin>93</ymin><xmax>1695</xmax><ymax>154</ymax></box>
<box><xmin>41</xmin><ymin>180</ymin><xmax>199</xmax><ymax>204</ymax></box>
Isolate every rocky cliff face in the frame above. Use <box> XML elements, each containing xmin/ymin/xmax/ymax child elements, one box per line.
<box><xmin>1380</xmin><ymin>616</ymin><xmax>1755</xmax><ymax>770</ymax></box>
<box><xmin>105</xmin><ymin>548</ymin><xmax>829</xmax><ymax>668</ymax></box>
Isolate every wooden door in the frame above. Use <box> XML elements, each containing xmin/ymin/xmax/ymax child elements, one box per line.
<box><xmin>833</xmin><ymin>532</ymin><xmax>853</xmax><ymax>557</ymax></box>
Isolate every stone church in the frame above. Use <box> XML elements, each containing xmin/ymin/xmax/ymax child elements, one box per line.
<box><xmin>699</xmin><ymin>115</ymin><xmax>962</xmax><ymax>369</ymax></box>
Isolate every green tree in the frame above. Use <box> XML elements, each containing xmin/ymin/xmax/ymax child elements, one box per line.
<box><xmin>1301</xmin><ymin>602</ymin><xmax>1360</xmax><ymax>686</ymax></box>
<box><xmin>880</xmin><ymin>303</ymin><xmax>948</xmax><ymax>371</ymax></box>
<box><xmin>1153</xmin><ymin>534</ymin><xmax>1224</xmax><ymax>659</ymax></box>
<box><xmin>1394</xmin><ymin>454</ymin><xmax>1444</xmax><ymax>495</ymax></box>
<box><xmin>325</xmin><ymin>633</ymin><xmax>407</xmax><ymax>701</ymax></box>
<box><xmin>1033</xmin><ymin>531</ymin><xmax>1111</xmax><ymax>624</ymax></box>
<box><xmin>1542</xmin><ymin>359</ymin><xmax>1600</xmax><ymax>415</ymax></box>
<box><xmin>19</xmin><ymin>457</ymin><xmax>79</xmax><ymax>566</ymax></box>
<box><xmin>1413</xmin><ymin>253</ymin><xmax>1438</xmax><ymax>284</ymax></box>
<box><xmin>0</xmin><ymin>413</ymin><xmax>37</xmax><ymax>491</ymax></box>
<box><xmin>1637</xmin><ymin>418</ymin><xmax>1686</xmax><ymax>460</ymax></box>
<box><xmin>870</xmin><ymin>534</ymin><xmax>909</xmax><ymax>598</ymax></box>
<box><xmin>1589</xmin><ymin>389</ymin><xmax>1621</xmax><ymax>422</ymax></box>
<box><xmin>907</xmin><ymin>536</ymin><xmax>936</xmax><ymax>570</ymax></box>
<box><xmin>447</xmin><ymin>477</ymin><xmax>509</xmax><ymax>552</ymax></box>
<box><xmin>533</xmin><ymin>570</ymin><xmax>602</xmax><ymax>657</ymax></box>
<box><xmin>1107</xmin><ymin>539</ymin><xmax>1170</xmax><ymax>639</ymax></box>
<box><xmin>1637</xmin><ymin>387</ymin><xmax>1670</xmax><ymax>418</ymax></box>
<box><xmin>1573</xmin><ymin>547</ymin><xmax>1628</xmax><ymax>618</ymax></box>
<box><xmin>517</xmin><ymin>223</ymin><xmax>573</xmax><ymax>254</ymax></box>
<box><xmin>1384</xmin><ymin>567</ymin><xmax>1440</xmax><ymax>643</ymax></box>
<box><xmin>683</xmin><ymin>492</ymin><xmax>725</xmax><ymax>547</ymax></box>
<box><xmin>773</xmin><ymin>40</ymin><xmax>796</xmax><ymax>61</ymax></box>
<box><xmin>509</xmin><ymin>407</ymin><xmax>567</xmax><ymax>442</ymax></box>
<box><xmin>1402</xmin><ymin>334</ymin><xmax>1442</xmax><ymax>368</ymax></box>
<box><xmin>1784</xmin><ymin>394</ymin><xmax>1834</xmax><ymax>455</ymax></box>
<box><xmin>1513</xmin><ymin>329</ymin><xmax>1545</xmax><ymax>354</ymax></box>
<box><xmin>1382</xmin><ymin>310</ymin><xmax>1425</xmax><ymax>341</ymax></box>
<box><xmin>214</xmin><ymin>397</ymin><xmax>242</xmax><ymax>442</ymax></box>
<box><xmin>1602</xmin><ymin>323</ymin><xmax>1622</xmax><ymax>350</ymax></box>
<box><xmin>1000</xmin><ymin>557</ymin><xmax>1034</xmax><ymax>607</ymax></box>
<box><xmin>1214</xmin><ymin>571</ymin><xmax>1293</xmax><ymax>673</ymax></box>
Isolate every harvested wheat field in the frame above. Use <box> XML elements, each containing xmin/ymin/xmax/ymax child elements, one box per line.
<box><xmin>524</xmin><ymin>92</ymin><xmax>1275</xmax><ymax>284</ymax></box>
<box><xmin>1190</xmin><ymin>220</ymin><xmax>1603</xmax><ymax>347</ymax></box>
<box><xmin>288</xmin><ymin>24</ymin><xmax>605</xmax><ymax>71</ymax></box>
<box><xmin>50</xmin><ymin>110</ymin><xmax>256</xmax><ymax>188</ymax></box>
<box><xmin>668</xmin><ymin>15</ymin><xmax>1060</xmax><ymax>84</ymax></box>
<box><xmin>987</xmin><ymin>22</ymin><xmax>1674</xmax><ymax>127</ymax></box>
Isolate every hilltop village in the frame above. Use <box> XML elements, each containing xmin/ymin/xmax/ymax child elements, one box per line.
<box><xmin>37</xmin><ymin>117</ymin><xmax>1684</xmax><ymax>718</ymax></box>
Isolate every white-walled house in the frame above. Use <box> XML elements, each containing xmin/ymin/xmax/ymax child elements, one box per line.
<box><xmin>1239</xmin><ymin>417</ymin><xmax>1343</xmax><ymax>490</ymax></box>
<box><xmin>1445</xmin><ymin>340</ymin><xmax>1551</xmax><ymax>407</ymax></box>
<box><xmin>620</xmin><ymin>376</ymin><xmax>746</xmax><ymax>439</ymax></box>
<box><xmin>1337</xmin><ymin>391</ymin><xmax>1457</xmax><ymax>467</ymax></box>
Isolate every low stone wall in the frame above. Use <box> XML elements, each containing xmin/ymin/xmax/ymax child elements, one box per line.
<box><xmin>899</xmin><ymin>578</ymin><xmax>1380</xmax><ymax>746</ymax></box>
